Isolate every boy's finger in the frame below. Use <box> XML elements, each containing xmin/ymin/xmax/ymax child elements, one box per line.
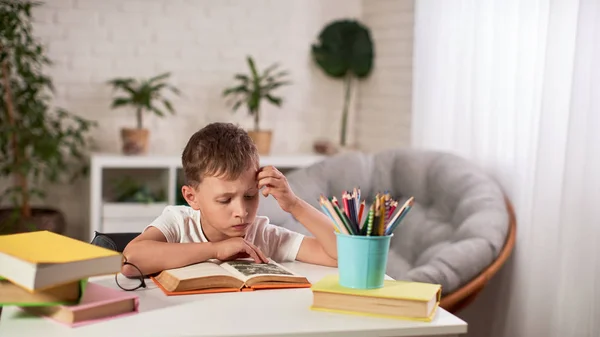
<box><xmin>243</xmin><ymin>245</ymin><xmax>262</xmax><ymax>263</ymax></box>
<box><xmin>258</xmin><ymin>177</ymin><xmax>279</xmax><ymax>188</ymax></box>
<box><xmin>257</xmin><ymin>166</ymin><xmax>280</xmax><ymax>180</ymax></box>
<box><xmin>261</xmin><ymin>187</ymin><xmax>270</xmax><ymax>197</ymax></box>
<box><xmin>245</xmin><ymin>241</ymin><xmax>269</xmax><ymax>263</ymax></box>
<box><xmin>271</xmin><ymin>168</ymin><xmax>283</xmax><ymax>178</ymax></box>
<box><xmin>257</xmin><ymin>250</ymin><xmax>269</xmax><ymax>263</ymax></box>
<box><xmin>256</xmin><ymin>246</ymin><xmax>269</xmax><ymax>263</ymax></box>
<box><xmin>256</xmin><ymin>171</ymin><xmax>269</xmax><ymax>180</ymax></box>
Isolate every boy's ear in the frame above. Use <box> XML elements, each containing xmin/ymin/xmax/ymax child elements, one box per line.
<box><xmin>181</xmin><ymin>185</ymin><xmax>200</xmax><ymax>209</ymax></box>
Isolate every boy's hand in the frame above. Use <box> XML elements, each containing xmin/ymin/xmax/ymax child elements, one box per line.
<box><xmin>212</xmin><ymin>238</ymin><xmax>269</xmax><ymax>264</ymax></box>
<box><xmin>257</xmin><ymin>166</ymin><xmax>299</xmax><ymax>213</ymax></box>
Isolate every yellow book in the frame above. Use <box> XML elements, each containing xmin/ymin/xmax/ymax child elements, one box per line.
<box><xmin>0</xmin><ymin>231</ymin><xmax>122</xmax><ymax>292</ymax></box>
<box><xmin>310</xmin><ymin>274</ymin><xmax>441</xmax><ymax>322</ymax></box>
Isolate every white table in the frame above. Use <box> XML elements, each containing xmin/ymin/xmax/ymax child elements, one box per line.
<box><xmin>0</xmin><ymin>262</ymin><xmax>467</xmax><ymax>337</ymax></box>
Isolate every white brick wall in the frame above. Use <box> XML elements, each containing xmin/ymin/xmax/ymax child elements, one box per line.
<box><xmin>34</xmin><ymin>0</ymin><xmax>364</xmax><ymax>158</ymax></box>
<box><xmin>356</xmin><ymin>0</ymin><xmax>413</xmax><ymax>151</ymax></box>
<box><xmin>4</xmin><ymin>0</ymin><xmax>411</xmax><ymax>239</ymax></box>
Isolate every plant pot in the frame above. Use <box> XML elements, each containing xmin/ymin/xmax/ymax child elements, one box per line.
<box><xmin>313</xmin><ymin>139</ymin><xmax>338</xmax><ymax>155</ymax></box>
<box><xmin>313</xmin><ymin>139</ymin><xmax>359</xmax><ymax>156</ymax></box>
<box><xmin>0</xmin><ymin>207</ymin><xmax>66</xmax><ymax>235</ymax></box>
<box><xmin>247</xmin><ymin>130</ymin><xmax>272</xmax><ymax>155</ymax></box>
<box><xmin>121</xmin><ymin>128</ymin><xmax>149</xmax><ymax>155</ymax></box>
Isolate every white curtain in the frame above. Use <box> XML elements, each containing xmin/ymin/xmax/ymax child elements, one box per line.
<box><xmin>412</xmin><ymin>0</ymin><xmax>600</xmax><ymax>337</ymax></box>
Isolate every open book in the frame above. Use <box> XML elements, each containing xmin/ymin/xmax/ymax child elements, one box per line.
<box><xmin>151</xmin><ymin>259</ymin><xmax>311</xmax><ymax>295</ymax></box>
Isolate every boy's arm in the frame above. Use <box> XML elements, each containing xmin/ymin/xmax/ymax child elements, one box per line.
<box><xmin>288</xmin><ymin>198</ymin><xmax>338</xmax><ymax>267</ymax></box>
<box><xmin>122</xmin><ymin>227</ymin><xmax>269</xmax><ymax>277</ymax></box>
<box><xmin>121</xmin><ymin>227</ymin><xmax>215</xmax><ymax>277</ymax></box>
<box><xmin>257</xmin><ymin>166</ymin><xmax>338</xmax><ymax>267</ymax></box>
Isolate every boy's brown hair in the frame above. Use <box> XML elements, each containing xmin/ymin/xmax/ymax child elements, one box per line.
<box><xmin>182</xmin><ymin>122</ymin><xmax>259</xmax><ymax>187</ymax></box>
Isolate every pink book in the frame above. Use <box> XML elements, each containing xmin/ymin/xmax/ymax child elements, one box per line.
<box><xmin>21</xmin><ymin>282</ymin><xmax>139</xmax><ymax>327</ymax></box>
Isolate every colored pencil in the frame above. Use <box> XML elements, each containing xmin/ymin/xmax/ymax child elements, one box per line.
<box><xmin>385</xmin><ymin>197</ymin><xmax>414</xmax><ymax>234</ymax></box>
<box><xmin>378</xmin><ymin>198</ymin><xmax>386</xmax><ymax>236</ymax></box>
<box><xmin>366</xmin><ymin>205</ymin><xmax>374</xmax><ymax>236</ymax></box>
<box><xmin>342</xmin><ymin>194</ymin><xmax>350</xmax><ymax>218</ymax></box>
<box><xmin>358</xmin><ymin>201</ymin><xmax>365</xmax><ymax>227</ymax></box>
<box><xmin>385</xmin><ymin>205</ymin><xmax>412</xmax><ymax>236</ymax></box>
<box><xmin>320</xmin><ymin>203</ymin><xmax>340</xmax><ymax>233</ymax></box>
<box><xmin>332</xmin><ymin>196</ymin><xmax>340</xmax><ymax>209</ymax></box>
<box><xmin>346</xmin><ymin>194</ymin><xmax>357</xmax><ymax>230</ymax></box>
<box><xmin>318</xmin><ymin>187</ymin><xmax>414</xmax><ymax>237</ymax></box>
<box><xmin>331</xmin><ymin>198</ymin><xmax>355</xmax><ymax>235</ymax></box>
<box><xmin>321</xmin><ymin>195</ymin><xmax>349</xmax><ymax>235</ymax></box>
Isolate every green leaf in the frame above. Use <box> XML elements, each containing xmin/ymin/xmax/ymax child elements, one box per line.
<box><xmin>260</xmin><ymin>63</ymin><xmax>280</xmax><ymax>78</ymax></box>
<box><xmin>150</xmin><ymin>106</ymin><xmax>165</xmax><ymax>117</ymax></box>
<box><xmin>223</xmin><ymin>85</ymin><xmax>249</xmax><ymax>96</ymax></box>
<box><xmin>311</xmin><ymin>19</ymin><xmax>374</xmax><ymax>79</ymax></box>
<box><xmin>271</xmin><ymin>70</ymin><xmax>289</xmax><ymax>79</ymax></box>
<box><xmin>168</xmin><ymin>85</ymin><xmax>181</xmax><ymax>95</ymax></box>
<box><xmin>247</xmin><ymin>56</ymin><xmax>260</xmax><ymax>83</ymax></box>
<box><xmin>162</xmin><ymin>99</ymin><xmax>175</xmax><ymax>114</ymax></box>
<box><xmin>148</xmin><ymin>72</ymin><xmax>170</xmax><ymax>83</ymax></box>
<box><xmin>231</xmin><ymin>100</ymin><xmax>243</xmax><ymax>112</ymax></box>
<box><xmin>248</xmin><ymin>89</ymin><xmax>260</xmax><ymax>112</ymax></box>
<box><xmin>108</xmin><ymin>78</ymin><xmax>136</xmax><ymax>89</ymax></box>
<box><xmin>111</xmin><ymin>97</ymin><xmax>131</xmax><ymax>109</ymax></box>
<box><xmin>265</xmin><ymin>94</ymin><xmax>282</xmax><ymax>107</ymax></box>
<box><xmin>150</xmin><ymin>82</ymin><xmax>168</xmax><ymax>92</ymax></box>
<box><xmin>234</xmin><ymin>74</ymin><xmax>250</xmax><ymax>83</ymax></box>
<box><xmin>261</xmin><ymin>81</ymin><xmax>291</xmax><ymax>92</ymax></box>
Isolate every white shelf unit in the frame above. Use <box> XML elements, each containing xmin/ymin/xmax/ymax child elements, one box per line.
<box><xmin>89</xmin><ymin>153</ymin><xmax>325</xmax><ymax>241</ymax></box>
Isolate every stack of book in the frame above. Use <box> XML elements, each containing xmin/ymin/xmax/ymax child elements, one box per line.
<box><xmin>0</xmin><ymin>230</ymin><xmax>138</xmax><ymax>327</ymax></box>
<box><xmin>310</xmin><ymin>275</ymin><xmax>442</xmax><ymax>321</ymax></box>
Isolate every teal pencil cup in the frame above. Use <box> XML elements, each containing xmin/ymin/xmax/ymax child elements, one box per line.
<box><xmin>335</xmin><ymin>232</ymin><xmax>393</xmax><ymax>289</ymax></box>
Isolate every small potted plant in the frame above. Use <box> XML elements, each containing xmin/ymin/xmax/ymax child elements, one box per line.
<box><xmin>222</xmin><ymin>56</ymin><xmax>290</xmax><ymax>155</ymax></box>
<box><xmin>0</xmin><ymin>1</ymin><xmax>96</xmax><ymax>234</ymax></box>
<box><xmin>111</xmin><ymin>176</ymin><xmax>165</xmax><ymax>204</ymax></box>
<box><xmin>312</xmin><ymin>19</ymin><xmax>374</xmax><ymax>153</ymax></box>
<box><xmin>107</xmin><ymin>73</ymin><xmax>180</xmax><ymax>155</ymax></box>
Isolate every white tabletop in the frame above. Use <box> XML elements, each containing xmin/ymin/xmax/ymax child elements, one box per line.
<box><xmin>0</xmin><ymin>262</ymin><xmax>467</xmax><ymax>337</ymax></box>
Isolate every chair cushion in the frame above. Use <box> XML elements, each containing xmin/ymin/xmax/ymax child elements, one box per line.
<box><xmin>258</xmin><ymin>148</ymin><xmax>509</xmax><ymax>294</ymax></box>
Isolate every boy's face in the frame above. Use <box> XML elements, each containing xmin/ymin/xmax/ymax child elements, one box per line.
<box><xmin>182</xmin><ymin>165</ymin><xmax>260</xmax><ymax>241</ymax></box>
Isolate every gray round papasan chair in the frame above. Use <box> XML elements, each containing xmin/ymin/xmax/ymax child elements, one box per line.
<box><xmin>258</xmin><ymin>148</ymin><xmax>516</xmax><ymax>314</ymax></box>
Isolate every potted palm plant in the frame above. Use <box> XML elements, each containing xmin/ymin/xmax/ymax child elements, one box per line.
<box><xmin>107</xmin><ymin>73</ymin><xmax>180</xmax><ymax>155</ymax></box>
<box><xmin>222</xmin><ymin>56</ymin><xmax>290</xmax><ymax>155</ymax></box>
<box><xmin>312</xmin><ymin>19</ymin><xmax>374</xmax><ymax>152</ymax></box>
<box><xmin>0</xmin><ymin>1</ymin><xmax>96</xmax><ymax>234</ymax></box>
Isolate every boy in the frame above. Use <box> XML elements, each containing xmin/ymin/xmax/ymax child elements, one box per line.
<box><xmin>121</xmin><ymin>122</ymin><xmax>337</xmax><ymax>277</ymax></box>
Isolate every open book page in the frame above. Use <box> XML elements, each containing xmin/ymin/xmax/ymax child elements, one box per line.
<box><xmin>219</xmin><ymin>259</ymin><xmax>309</xmax><ymax>287</ymax></box>
<box><xmin>165</xmin><ymin>260</ymin><xmax>231</xmax><ymax>280</ymax></box>
<box><xmin>154</xmin><ymin>260</ymin><xmax>244</xmax><ymax>292</ymax></box>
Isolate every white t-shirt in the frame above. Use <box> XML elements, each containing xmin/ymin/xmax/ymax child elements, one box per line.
<box><xmin>144</xmin><ymin>205</ymin><xmax>304</xmax><ymax>262</ymax></box>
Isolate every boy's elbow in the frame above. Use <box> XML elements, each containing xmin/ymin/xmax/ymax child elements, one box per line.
<box><xmin>325</xmin><ymin>254</ymin><xmax>338</xmax><ymax>267</ymax></box>
<box><xmin>120</xmin><ymin>243</ymin><xmax>144</xmax><ymax>277</ymax></box>
<box><xmin>121</xmin><ymin>263</ymin><xmax>140</xmax><ymax>278</ymax></box>
<box><xmin>318</xmin><ymin>246</ymin><xmax>338</xmax><ymax>267</ymax></box>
